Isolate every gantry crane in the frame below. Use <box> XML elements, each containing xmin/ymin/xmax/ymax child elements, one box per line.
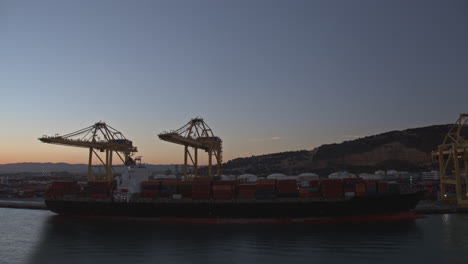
<box><xmin>39</xmin><ymin>122</ymin><xmax>137</xmax><ymax>182</ymax></box>
<box><xmin>158</xmin><ymin>118</ymin><xmax>222</xmax><ymax>179</ymax></box>
<box><xmin>436</xmin><ymin>113</ymin><xmax>468</xmax><ymax>207</ymax></box>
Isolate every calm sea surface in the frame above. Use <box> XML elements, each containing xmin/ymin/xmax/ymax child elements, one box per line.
<box><xmin>1</xmin><ymin>208</ymin><xmax>467</xmax><ymax>264</ymax></box>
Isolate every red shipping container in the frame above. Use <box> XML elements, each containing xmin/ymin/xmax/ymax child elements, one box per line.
<box><xmin>299</xmin><ymin>189</ymin><xmax>309</xmax><ymax>197</ymax></box>
<box><xmin>378</xmin><ymin>182</ymin><xmax>389</xmax><ymax>192</ymax></box>
<box><xmin>256</xmin><ymin>179</ymin><xmax>276</xmax><ymax>185</ymax></box>
<box><xmin>213</xmin><ymin>180</ymin><xmax>238</xmax><ymax>185</ymax></box>
<box><xmin>161</xmin><ymin>180</ymin><xmax>179</xmax><ymax>186</ymax></box>
<box><xmin>309</xmin><ymin>180</ymin><xmax>320</xmax><ymax>187</ymax></box>
<box><xmin>193</xmin><ymin>177</ymin><xmax>211</xmax><ymax>182</ymax></box>
<box><xmin>212</xmin><ymin>185</ymin><xmax>233</xmax><ymax>191</ymax></box>
<box><xmin>277</xmin><ymin>179</ymin><xmax>297</xmax><ymax>186</ymax></box>
<box><xmin>356</xmin><ymin>183</ymin><xmax>366</xmax><ymax>192</ymax></box>
<box><xmin>238</xmin><ymin>184</ymin><xmax>256</xmax><ymax>189</ymax></box>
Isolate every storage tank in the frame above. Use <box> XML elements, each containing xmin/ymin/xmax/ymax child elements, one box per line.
<box><xmin>359</xmin><ymin>173</ymin><xmax>383</xmax><ymax>180</ymax></box>
<box><xmin>238</xmin><ymin>174</ymin><xmax>258</xmax><ymax>183</ymax></box>
<box><xmin>329</xmin><ymin>171</ymin><xmax>356</xmax><ymax>179</ymax></box>
<box><xmin>297</xmin><ymin>173</ymin><xmax>319</xmax><ymax>187</ymax></box>
<box><xmin>297</xmin><ymin>172</ymin><xmax>319</xmax><ymax>181</ymax></box>
<box><xmin>267</xmin><ymin>173</ymin><xmax>288</xmax><ymax>180</ymax></box>
<box><xmin>153</xmin><ymin>174</ymin><xmax>167</xmax><ymax>179</ymax></box>
<box><xmin>375</xmin><ymin>170</ymin><xmax>385</xmax><ymax>176</ymax></box>
<box><xmin>221</xmin><ymin>175</ymin><xmax>236</xmax><ymax>180</ymax></box>
<box><xmin>385</xmin><ymin>170</ymin><xmax>399</xmax><ymax>180</ymax></box>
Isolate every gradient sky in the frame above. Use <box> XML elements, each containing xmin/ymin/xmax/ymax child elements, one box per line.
<box><xmin>1</xmin><ymin>0</ymin><xmax>467</xmax><ymax>165</ymax></box>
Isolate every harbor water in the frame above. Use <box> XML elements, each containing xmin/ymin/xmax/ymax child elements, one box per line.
<box><xmin>1</xmin><ymin>208</ymin><xmax>467</xmax><ymax>264</ymax></box>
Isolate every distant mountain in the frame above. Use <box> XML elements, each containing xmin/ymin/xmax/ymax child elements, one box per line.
<box><xmin>2</xmin><ymin>124</ymin><xmax>462</xmax><ymax>176</ymax></box>
<box><xmin>0</xmin><ymin>163</ymin><xmax>88</xmax><ymax>174</ymax></box>
<box><xmin>0</xmin><ymin>163</ymin><xmax>184</xmax><ymax>174</ymax></box>
<box><xmin>223</xmin><ymin>124</ymin><xmax>460</xmax><ymax>176</ymax></box>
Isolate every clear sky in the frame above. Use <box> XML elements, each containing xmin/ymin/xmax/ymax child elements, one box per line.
<box><xmin>0</xmin><ymin>0</ymin><xmax>467</xmax><ymax>165</ymax></box>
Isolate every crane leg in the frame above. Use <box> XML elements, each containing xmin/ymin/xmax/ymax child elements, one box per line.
<box><xmin>88</xmin><ymin>147</ymin><xmax>93</xmax><ymax>182</ymax></box>
<box><xmin>208</xmin><ymin>149</ymin><xmax>212</xmax><ymax>179</ymax></box>
<box><xmin>465</xmin><ymin>152</ymin><xmax>468</xmax><ymax>197</ymax></box>
<box><xmin>217</xmin><ymin>154</ymin><xmax>222</xmax><ymax>177</ymax></box>
<box><xmin>194</xmin><ymin>148</ymin><xmax>198</xmax><ymax>177</ymax></box>
<box><xmin>184</xmin><ymin>145</ymin><xmax>188</xmax><ymax>180</ymax></box>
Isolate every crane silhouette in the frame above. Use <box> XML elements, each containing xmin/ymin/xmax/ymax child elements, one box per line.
<box><xmin>39</xmin><ymin>122</ymin><xmax>137</xmax><ymax>182</ymax></box>
<box><xmin>158</xmin><ymin>118</ymin><xmax>222</xmax><ymax>179</ymax></box>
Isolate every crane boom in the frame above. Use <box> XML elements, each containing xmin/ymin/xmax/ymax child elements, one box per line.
<box><xmin>158</xmin><ymin>118</ymin><xmax>222</xmax><ymax>179</ymax></box>
<box><xmin>39</xmin><ymin>122</ymin><xmax>138</xmax><ymax>182</ymax></box>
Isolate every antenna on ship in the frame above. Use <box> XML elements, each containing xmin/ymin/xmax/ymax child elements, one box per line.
<box><xmin>38</xmin><ymin>122</ymin><xmax>138</xmax><ymax>182</ymax></box>
<box><xmin>158</xmin><ymin>118</ymin><xmax>223</xmax><ymax>180</ymax></box>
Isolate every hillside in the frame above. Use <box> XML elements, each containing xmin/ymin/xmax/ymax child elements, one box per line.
<box><xmin>223</xmin><ymin>124</ymin><xmax>458</xmax><ymax>176</ymax></box>
<box><xmin>0</xmin><ymin>163</ymin><xmax>182</xmax><ymax>175</ymax></box>
<box><xmin>1</xmin><ymin>124</ymin><xmax>462</xmax><ymax>176</ymax></box>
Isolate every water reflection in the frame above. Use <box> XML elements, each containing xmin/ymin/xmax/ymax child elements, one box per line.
<box><xmin>26</xmin><ymin>215</ymin><xmax>438</xmax><ymax>264</ymax></box>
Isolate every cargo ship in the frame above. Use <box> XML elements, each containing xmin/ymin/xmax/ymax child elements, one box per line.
<box><xmin>44</xmin><ymin>162</ymin><xmax>425</xmax><ymax>224</ymax></box>
<box><xmin>40</xmin><ymin>120</ymin><xmax>425</xmax><ymax>224</ymax></box>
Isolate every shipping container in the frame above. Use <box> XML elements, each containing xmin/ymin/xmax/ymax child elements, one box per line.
<box><xmin>355</xmin><ymin>183</ymin><xmax>367</xmax><ymax>197</ymax></box>
<box><xmin>276</xmin><ymin>179</ymin><xmax>298</xmax><ymax>194</ymax></box>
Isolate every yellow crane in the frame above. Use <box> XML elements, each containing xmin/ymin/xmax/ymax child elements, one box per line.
<box><xmin>436</xmin><ymin>113</ymin><xmax>468</xmax><ymax>207</ymax></box>
<box><xmin>158</xmin><ymin>118</ymin><xmax>222</xmax><ymax>179</ymax></box>
<box><xmin>39</xmin><ymin>122</ymin><xmax>137</xmax><ymax>182</ymax></box>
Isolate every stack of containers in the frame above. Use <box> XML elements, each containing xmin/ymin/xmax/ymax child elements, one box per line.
<box><xmin>178</xmin><ymin>181</ymin><xmax>192</xmax><ymax>198</ymax></box>
<box><xmin>212</xmin><ymin>180</ymin><xmax>236</xmax><ymax>200</ymax></box>
<box><xmin>192</xmin><ymin>177</ymin><xmax>212</xmax><ymax>200</ymax></box>
<box><xmin>255</xmin><ymin>179</ymin><xmax>277</xmax><ymax>199</ymax></box>
<box><xmin>237</xmin><ymin>184</ymin><xmax>256</xmax><ymax>198</ymax></box>
<box><xmin>365</xmin><ymin>180</ymin><xmax>378</xmax><ymax>195</ymax></box>
<box><xmin>159</xmin><ymin>180</ymin><xmax>179</xmax><ymax>198</ymax></box>
<box><xmin>299</xmin><ymin>180</ymin><xmax>321</xmax><ymax>198</ymax></box>
<box><xmin>342</xmin><ymin>178</ymin><xmax>365</xmax><ymax>197</ymax></box>
<box><xmin>355</xmin><ymin>183</ymin><xmax>367</xmax><ymax>197</ymax></box>
<box><xmin>45</xmin><ymin>181</ymin><xmax>80</xmax><ymax>198</ymax></box>
<box><xmin>276</xmin><ymin>179</ymin><xmax>298</xmax><ymax>198</ymax></box>
<box><xmin>87</xmin><ymin>181</ymin><xmax>112</xmax><ymax>198</ymax></box>
<box><xmin>320</xmin><ymin>179</ymin><xmax>343</xmax><ymax>198</ymax></box>
<box><xmin>141</xmin><ymin>181</ymin><xmax>160</xmax><ymax>198</ymax></box>
<box><xmin>377</xmin><ymin>181</ymin><xmax>389</xmax><ymax>195</ymax></box>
